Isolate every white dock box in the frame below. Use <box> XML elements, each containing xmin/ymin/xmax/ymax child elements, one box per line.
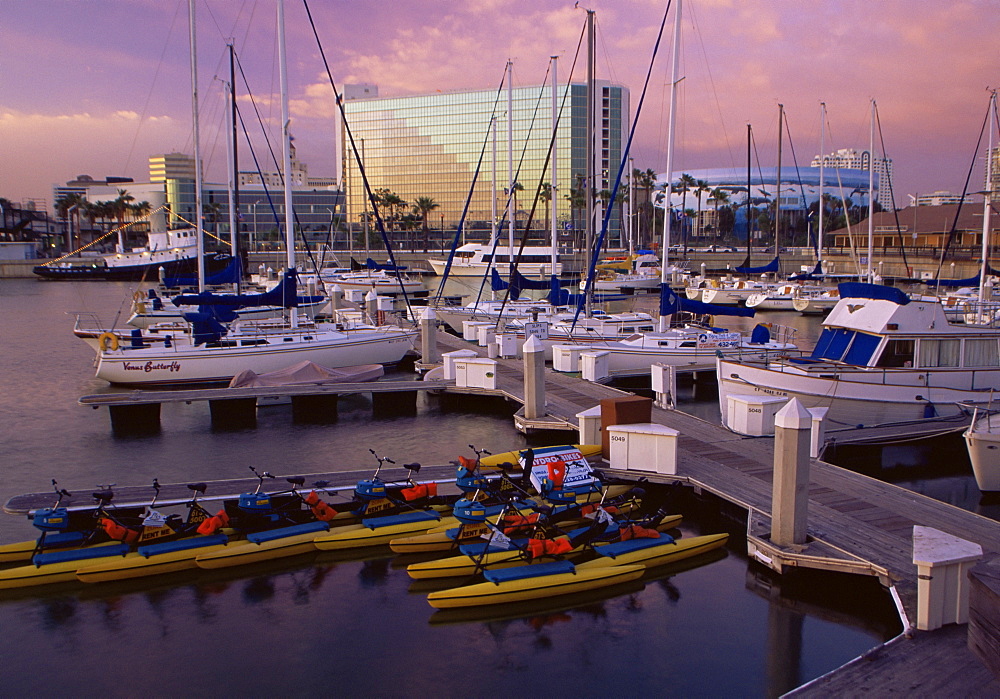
<box><xmin>581</xmin><ymin>351</ymin><xmax>610</xmax><ymax>382</ymax></box>
<box><xmin>344</xmin><ymin>289</ymin><xmax>365</xmax><ymax>304</ymax></box>
<box><xmin>552</xmin><ymin>345</ymin><xmax>592</xmax><ymax>373</ymax></box>
<box><xmin>462</xmin><ymin>320</ymin><xmax>494</xmax><ymax>342</ymax></box>
<box><xmin>726</xmin><ymin>393</ymin><xmax>788</xmax><ymax>436</ymax></box>
<box><xmin>607</xmin><ymin>423</ymin><xmax>679</xmax><ymax>475</ymax></box>
<box><xmin>442</xmin><ymin>349</ymin><xmax>478</xmax><ymax>380</ymax></box>
<box><xmin>476</xmin><ymin>324</ymin><xmax>497</xmax><ymax>347</ymax></box>
<box><xmin>454</xmin><ymin>357</ymin><xmax>497</xmax><ymax>389</ymax></box>
<box><xmin>575</xmin><ymin>405</ymin><xmax>603</xmax><ymax>445</ymax></box>
<box><xmin>495</xmin><ymin>333</ymin><xmax>519</xmax><ymax>358</ymax></box>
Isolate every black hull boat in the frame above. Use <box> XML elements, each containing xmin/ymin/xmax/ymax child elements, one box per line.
<box><xmin>33</xmin><ymin>253</ymin><xmax>234</xmax><ymax>283</ymax></box>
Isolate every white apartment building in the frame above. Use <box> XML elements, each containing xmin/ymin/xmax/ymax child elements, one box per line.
<box><xmin>811</xmin><ymin>148</ymin><xmax>894</xmax><ymax>210</ymax></box>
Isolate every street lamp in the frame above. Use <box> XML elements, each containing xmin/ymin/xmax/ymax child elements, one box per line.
<box><xmin>250</xmin><ymin>200</ymin><xmax>262</xmax><ymax>253</ymax></box>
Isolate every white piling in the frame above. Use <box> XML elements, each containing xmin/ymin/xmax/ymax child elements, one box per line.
<box><xmin>420</xmin><ymin>307</ymin><xmax>440</xmax><ymax>364</ymax></box>
<box><xmin>523</xmin><ymin>335</ymin><xmax>546</xmax><ymax>419</ymax></box>
<box><xmin>771</xmin><ymin>398</ymin><xmax>812</xmax><ymax>547</ymax></box>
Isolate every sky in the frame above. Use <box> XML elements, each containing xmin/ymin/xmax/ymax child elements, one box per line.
<box><xmin>2</xmin><ymin>0</ymin><xmax>999</xmax><ymax>211</ymax></box>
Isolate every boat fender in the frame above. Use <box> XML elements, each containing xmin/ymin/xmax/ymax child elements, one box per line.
<box><xmin>618</xmin><ymin>524</ymin><xmax>661</xmax><ymax>541</ymax></box>
<box><xmin>100</xmin><ymin>517</ymin><xmax>139</xmax><ymax>545</ymax></box>
<box><xmin>526</xmin><ymin>538</ymin><xmax>572</xmax><ymax>559</ymax></box>
<box><xmin>196</xmin><ymin>509</ymin><xmax>230</xmax><ymax>536</ymax></box>
<box><xmin>98</xmin><ymin>332</ymin><xmax>119</xmax><ymax>352</ymax></box>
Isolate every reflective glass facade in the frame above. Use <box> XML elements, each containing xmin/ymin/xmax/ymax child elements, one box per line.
<box><xmin>342</xmin><ymin>81</ymin><xmax>629</xmax><ymax>245</ymax></box>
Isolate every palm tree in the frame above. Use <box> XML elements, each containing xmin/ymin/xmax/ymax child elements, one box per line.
<box><xmin>413</xmin><ymin>196</ymin><xmax>439</xmax><ymax>252</ymax></box>
<box><xmin>55</xmin><ymin>192</ymin><xmax>86</xmax><ymax>249</ymax></box>
<box><xmin>632</xmin><ymin>167</ymin><xmax>657</xmax><ymax>248</ymax></box>
<box><xmin>708</xmin><ymin>188</ymin><xmax>730</xmax><ymax>242</ymax></box>
<box><xmin>693</xmin><ymin>179</ymin><xmax>711</xmax><ymax>239</ymax></box>
<box><xmin>540</xmin><ymin>182</ymin><xmax>552</xmax><ymax>232</ymax></box>
<box><xmin>674</xmin><ymin>173</ymin><xmax>697</xmax><ymax>246</ymax></box>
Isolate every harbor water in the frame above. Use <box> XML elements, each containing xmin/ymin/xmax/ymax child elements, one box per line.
<box><xmin>0</xmin><ymin>278</ymin><xmax>924</xmax><ymax>697</ymax></box>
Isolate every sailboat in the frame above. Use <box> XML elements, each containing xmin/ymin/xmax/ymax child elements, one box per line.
<box><xmin>93</xmin><ymin>0</ymin><xmax>415</xmax><ymax>386</ymax></box>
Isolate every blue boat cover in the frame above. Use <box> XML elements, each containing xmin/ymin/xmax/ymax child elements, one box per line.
<box><xmin>483</xmin><ymin>559</ymin><xmax>576</xmax><ymax>583</ymax></box>
<box><xmin>139</xmin><ymin>534</ymin><xmax>229</xmax><ymax>557</ymax></box>
<box><xmin>735</xmin><ymin>256</ymin><xmax>780</xmax><ymax>275</ymax></box>
<box><xmin>34</xmin><ymin>543</ymin><xmax>131</xmax><ymax>567</ymax></box>
<box><xmin>246</xmin><ymin>521</ymin><xmax>330</xmax><ymax>544</ymax></box>
<box><xmin>362</xmin><ymin>510</ymin><xmax>440</xmax><ymax>529</ymax></box>
<box><xmin>660</xmin><ymin>283</ymin><xmax>756</xmax><ymax>318</ymax></box>
<box><xmin>837</xmin><ymin>282</ymin><xmax>909</xmax><ymax>305</ymax></box>
<box><xmin>594</xmin><ymin>535</ymin><xmax>674</xmax><ymax>558</ymax></box>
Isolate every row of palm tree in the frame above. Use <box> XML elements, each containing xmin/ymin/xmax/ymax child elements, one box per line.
<box><xmin>366</xmin><ymin>189</ymin><xmax>441</xmax><ymax>251</ymax></box>
<box><xmin>54</xmin><ymin>189</ymin><xmax>152</xmax><ymax>249</ymax></box>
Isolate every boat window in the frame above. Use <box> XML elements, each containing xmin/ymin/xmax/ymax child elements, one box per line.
<box><xmin>964</xmin><ymin>338</ymin><xmax>1000</xmax><ymax>367</ymax></box>
<box><xmin>918</xmin><ymin>338</ymin><xmax>961</xmax><ymax>368</ymax></box>
<box><xmin>639</xmin><ymin>326</ymin><xmax>655</xmax><ymax>332</ymax></box>
<box><xmin>875</xmin><ymin>339</ymin><xmax>915</xmax><ymax>367</ymax></box>
<box><xmin>843</xmin><ymin>332</ymin><xmax>882</xmax><ymax>366</ymax></box>
<box><xmin>620</xmin><ymin>327</ymin><xmax>634</xmax><ymax>334</ymax></box>
<box><xmin>811</xmin><ymin>328</ymin><xmax>854</xmax><ymax>361</ymax></box>
<box><xmin>239</xmin><ymin>339</ymin><xmax>268</xmax><ymax>346</ymax></box>
<box><xmin>680</xmin><ymin>341</ymin><xmax>696</xmax><ymax>348</ymax></box>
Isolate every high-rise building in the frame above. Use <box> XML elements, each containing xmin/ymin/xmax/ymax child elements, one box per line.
<box><xmin>149</xmin><ymin>153</ymin><xmax>197</xmax><ymax>182</ymax></box>
<box><xmin>811</xmin><ymin>148</ymin><xmax>894</xmax><ymax>210</ymax></box>
<box><xmin>341</xmin><ymin>80</ymin><xmax>630</xmax><ymax>244</ymax></box>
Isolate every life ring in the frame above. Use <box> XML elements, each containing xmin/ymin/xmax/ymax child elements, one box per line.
<box><xmin>98</xmin><ymin>332</ymin><xmax>119</xmax><ymax>352</ymax></box>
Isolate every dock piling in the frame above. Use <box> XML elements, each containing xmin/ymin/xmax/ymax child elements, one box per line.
<box><xmin>771</xmin><ymin>398</ymin><xmax>812</xmax><ymax>547</ymax></box>
<box><xmin>523</xmin><ymin>335</ymin><xmax>545</xmax><ymax>419</ymax></box>
<box><xmin>420</xmin><ymin>307</ymin><xmax>440</xmax><ymax>365</ymax></box>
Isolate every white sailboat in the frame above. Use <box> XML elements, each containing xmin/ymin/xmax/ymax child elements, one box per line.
<box><xmin>93</xmin><ymin>0</ymin><xmax>415</xmax><ymax>386</ymax></box>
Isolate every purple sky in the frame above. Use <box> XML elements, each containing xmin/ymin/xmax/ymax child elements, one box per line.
<box><xmin>3</xmin><ymin>0</ymin><xmax>998</xmax><ymax>210</ymax></box>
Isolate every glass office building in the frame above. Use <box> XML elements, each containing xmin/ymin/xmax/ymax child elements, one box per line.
<box><xmin>342</xmin><ymin>81</ymin><xmax>629</xmax><ymax>247</ymax></box>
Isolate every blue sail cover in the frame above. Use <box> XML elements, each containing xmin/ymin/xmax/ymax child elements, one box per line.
<box><xmin>163</xmin><ymin>255</ymin><xmax>239</xmax><ymax>288</ymax></box>
<box><xmin>788</xmin><ymin>261</ymin><xmax>823</xmax><ymax>281</ymax></box>
<box><xmin>659</xmin><ymin>283</ymin><xmax>756</xmax><ymax>317</ymax></box>
<box><xmin>837</xmin><ymin>282</ymin><xmax>910</xmax><ymax>305</ymax></box>
<box><xmin>172</xmin><ymin>269</ymin><xmax>304</xmax><ymax>309</ymax></box>
<box><xmin>366</xmin><ymin>257</ymin><xmax>407</xmax><ymax>272</ymax></box>
<box><xmin>923</xmin><ymin>273</ymin><xmax>981</xmax><ymax>289</ymax></box>
<box><xmin>734</xmin><ymin>256</ymin><xmax>780</xmax><ymax>275</ymax></box>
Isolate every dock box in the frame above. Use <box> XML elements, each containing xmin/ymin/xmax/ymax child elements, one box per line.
<box><xmin>454</xmin><ymin>357</ymin><xmax>497</xmax><ymax>389</ymax></box>
<box><xmin>552</xmin><ymin>345</ymin><xmax>592</xmax><ymax>373</ymax></box>
<box><xmin>607</xmin><ymin>423</ymin><xmax>679</xmax><ymax>475</ymax></box>
<box><xmin>726</xmin><ymin>393</ymin><xmax>788</xmax><ymax>436</ymax></box>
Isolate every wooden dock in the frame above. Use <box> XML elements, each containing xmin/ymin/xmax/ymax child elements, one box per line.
<box><xmin>422</xmin><ymin>328</ymin><xmax>1000</xmax><ymax>694</ymax></box>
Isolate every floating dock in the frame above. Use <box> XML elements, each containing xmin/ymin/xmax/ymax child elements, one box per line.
<box><xmin>63</xmin><ymin>324</ymin><xmax>1000</xmax><ymax>692</ymax></box>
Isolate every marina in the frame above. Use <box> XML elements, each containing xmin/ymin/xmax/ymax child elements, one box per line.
<box><xmin>1</xmin><ymin>276</ymin><xmax>998</xmax><ymax>693</ymax></box>
<box><xmin>5</xmin><ymin>0</ymin><xmax>1000</xmax><ymax>693</ymax></box>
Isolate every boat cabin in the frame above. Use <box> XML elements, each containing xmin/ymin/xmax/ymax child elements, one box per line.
<box><xmin>808</xmin><ymin>284</ymin><xmax>1000</xmax><ymax>370</ymax></box>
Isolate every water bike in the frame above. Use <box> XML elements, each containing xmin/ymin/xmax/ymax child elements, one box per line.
<box><xmin>0</xmin><ymin>481</ymin><xmax>217</xmax><ymax>589</ymax></box>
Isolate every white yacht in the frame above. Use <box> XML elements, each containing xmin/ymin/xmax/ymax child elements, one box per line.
<box><xmin>428</xmin><ymin>243</ymin><xmax>563</xmax><ymax>277</ymax></box>
<box><xmin>964</xmin><ymin>408</ymin><xmax>1000</xmax><ymax>492</ymax></box>
<box><xmin>718</xmin><ymin>282</ymin><xmax>1000</xmax><ymax>430</ymax></box>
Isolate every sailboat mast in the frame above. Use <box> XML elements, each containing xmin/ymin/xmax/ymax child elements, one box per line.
<box><xmin>658</xmin><ymin>0</ymin><xmax>681</xmax><ymax>332</ymax></box>
<box><xmin>978</xmin><ymin>90</ymin><xmax>997</xmax><ymax>319</ymax></box>
<box><xmin>775</xmin><ymin>103</ymin><xmax>783</xmax><ymax>258</ymax></box>
<box><xmin>278</xmin><ymin>0</ymin><xmax>297</xmax><ymax>327</ymax></box>
<box><xmin>818</xmin><ymin>101</ymin><xmax>825</xmax><ymax>265</ymax></box>
<box><xmin>550</xmin><ymin>55</ymin><xmax>559</xmax><ymax>276</ymax></box>
<box><xmin>746</xmin><ymin>123</ymin><xmax>752</xmax><ymax>260</ymax></box>
<box><xmin>188</xmin><ymin>0</ymin><xmax>205</xmax><ymax>292</ymax></box>
<box><xmin>490</xmin><ymin>116</ymin><xmax>497</xmax><ymax>248</ymax></box>
<box><xmin>585</xmin><ymin>9</ymin><xmax>595</xmax><ymax>318</ymax></box>
<box><xmin>226</xmin><ymin>43</ymin><xmax>239</xmax><ymax>290</ymax></box>
<box><xmin>868</xmin><ymin>99</ymin><xmax>876</xmax><ymax>282</ymax></box>
<box><xmin>507</xmin><ymin>60</ymin><xmax>514</xmax><ymax>275</ymax></box>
